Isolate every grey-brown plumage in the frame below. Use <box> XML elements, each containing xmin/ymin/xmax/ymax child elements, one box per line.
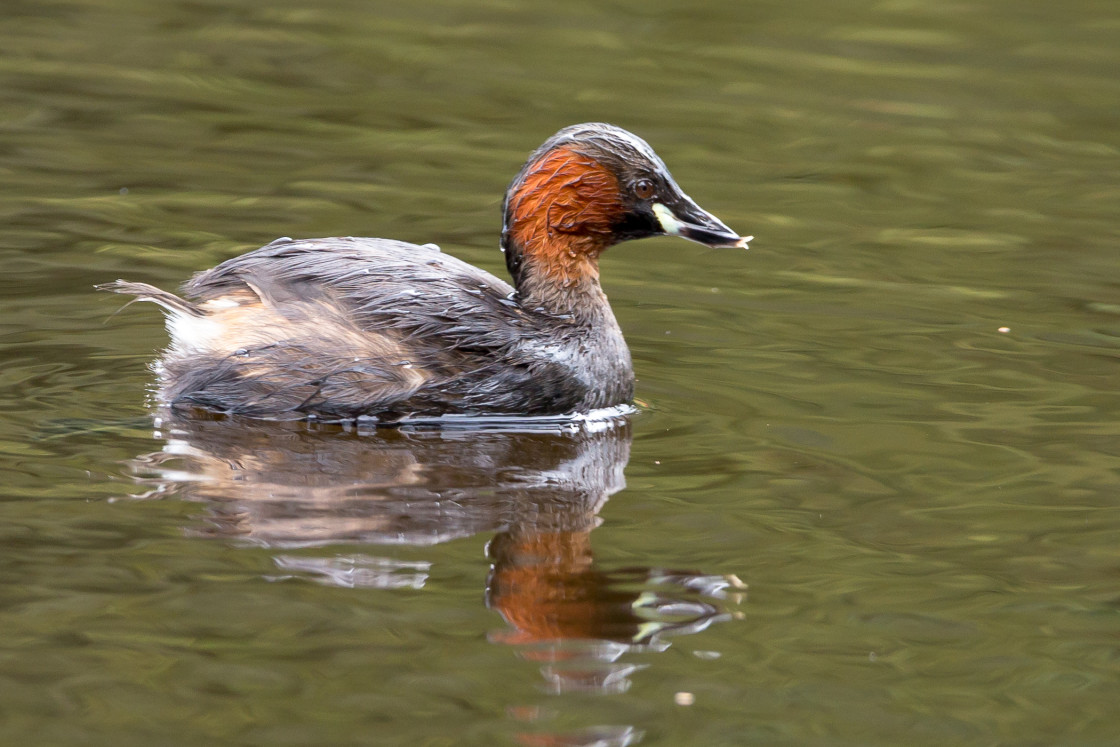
<box><xmin>100</xmin><ymin>123</ymin><xmax>750</xmax><ymax>423</ymax></box>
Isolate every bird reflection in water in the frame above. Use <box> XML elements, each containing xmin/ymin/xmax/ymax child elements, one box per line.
<box><xmin>128</xmin><ymin>412</ymin><xmax>744</xmax><ymax>746</ymax></box>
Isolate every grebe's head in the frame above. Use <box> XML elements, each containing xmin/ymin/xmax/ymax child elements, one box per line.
<box><xmin>501</xmin><ymin>123</ymin><xmax>751</xmax><ymax>293</ymax></box>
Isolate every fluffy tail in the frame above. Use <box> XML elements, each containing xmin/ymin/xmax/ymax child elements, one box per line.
<box><xmin>96</xmin><ymin>280</ymin><xmax>203</xmax><ymax>317</ymax></box>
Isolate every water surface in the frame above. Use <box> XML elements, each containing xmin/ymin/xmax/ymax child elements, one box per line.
<box><xmin>1</xmin><ymin>1</ymin><xmax>1118</xmax><ymax>744</ymax></box>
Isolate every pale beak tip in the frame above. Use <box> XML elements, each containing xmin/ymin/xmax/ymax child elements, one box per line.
<box><xmin>735</xmin><ymin>235</ymin><xmax>754</xmax><ymax>249</ymax></box>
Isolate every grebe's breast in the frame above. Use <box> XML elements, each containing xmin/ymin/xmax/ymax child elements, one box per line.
<box><xmin>160</xmin><ymin>237</ymin><xmax>631</xmax><ymax>421</ymax></box>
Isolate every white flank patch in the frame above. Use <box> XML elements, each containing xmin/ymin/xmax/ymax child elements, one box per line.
<box><xmin>167</xmin><ymin>310</ymin><xmax>223</xmax><ymax>354</ymax></box>
<box><xmin>165</xmin><ymin>295</ymin><xmax>244</xmax><ymax>354</ymax></box>
<box><xmin>201</xmin><ymin>296</ymin><xmax>242</xmax><ymax>311</ymax></box>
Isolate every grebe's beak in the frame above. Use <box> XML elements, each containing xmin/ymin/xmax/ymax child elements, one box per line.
<box><xmin>652</xmin><ymin>199</ymin><xmax>752</xmax><ymax>249</ymax></box>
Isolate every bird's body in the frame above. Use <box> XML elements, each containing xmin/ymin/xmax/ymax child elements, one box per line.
<box><xmin>102</xmin><ymin>123</ymin><xmax>750</xmax><ymax>423</ymax></box>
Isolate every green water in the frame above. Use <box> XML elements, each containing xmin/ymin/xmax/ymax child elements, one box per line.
<box><xmin>2</xmin><ymin>1</ymin><xmax>1118</xmax><ymax>744</ymax></box>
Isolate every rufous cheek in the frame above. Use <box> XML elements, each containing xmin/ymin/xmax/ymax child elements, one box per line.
<box><xmin>510</xmin><ymin>147</ymin><xmax>622</xmax><ymax>244</ymax></box>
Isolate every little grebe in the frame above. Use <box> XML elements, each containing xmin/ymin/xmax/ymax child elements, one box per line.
<box><xmin>101</xmin><ymin>123</ymin><xmax>751</xmax><ymax>422</ymax></box>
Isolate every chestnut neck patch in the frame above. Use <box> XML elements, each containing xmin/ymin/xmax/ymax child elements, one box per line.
<box><xmin>503</xmin><ymin>146</ymin><xmax>623</xmax><ymax>297</ymax></box>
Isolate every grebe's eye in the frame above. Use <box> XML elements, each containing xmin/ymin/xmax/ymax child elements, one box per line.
<box><xmin>634</xmin><ymin>179</ymin><xmax>656</xmax><ymax>200</ymax></box>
